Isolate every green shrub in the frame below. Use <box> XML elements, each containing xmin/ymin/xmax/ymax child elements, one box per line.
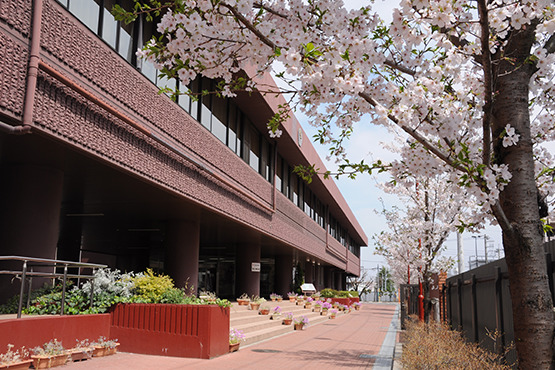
<box><xmin>132</xmin><ymin>268</ymin><xmax>175</xmax><ymax>303</ymax></box>
<box><xmin>319</xmin><ymin>289</ymin><xmax>358</xmax><ymax>298</ymax></box>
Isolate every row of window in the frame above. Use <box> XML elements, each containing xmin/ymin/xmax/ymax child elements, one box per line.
<box><xmin>57</xmin><ymin>0</ymin><xmax>360</xmax><ymax>257</ymax></box>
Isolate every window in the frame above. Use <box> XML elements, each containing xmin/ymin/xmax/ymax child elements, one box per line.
<box><xmin>248</xmin><ymin>126</ymin><xmax>260</xmax><ymax>172</ymax></box>
<box><xmin>212</xmin><ymin>94</ymin><xmax>228</xmax><ymax>145</ymax></box>
<box><xmin>69</xmin><ymin>0</ymin><xmax>100</xmax><ymax>32</ymax></box>
<box><xmin>275</xmin><ymin>156</ymin><xmax>283</xmax><ymax>192</ymax></box>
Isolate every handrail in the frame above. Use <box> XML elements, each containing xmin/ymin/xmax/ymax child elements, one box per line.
<box><xmin>0</xmin><ymin>255</ymin><xmax>107</xmax><ymax>318</ymax></box>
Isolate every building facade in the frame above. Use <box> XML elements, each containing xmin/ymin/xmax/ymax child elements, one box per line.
<box><xmin>0</xmin><ymin>0</ymin><xmax>367</xmax><ymax>301</ymax></box>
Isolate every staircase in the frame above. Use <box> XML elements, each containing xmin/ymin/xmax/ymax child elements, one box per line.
<box><xmin>229</xmin><ymin>299</ymin><xmax>331</xmax><ymax>346</ymax></box>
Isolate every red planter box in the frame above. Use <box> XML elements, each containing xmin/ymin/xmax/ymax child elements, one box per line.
<box><xmin>109</xmin><ymin>303</ymin><xmax>230</xmax><ymax>359</ymax></box>
<box><xmin>0</xmin><ymin>314</ymin><xmax>110</xmax><ymax>352</ymax></box>
<box><xmin>329</xmin><ymin>297</ymin><xmax>360</xmax><ymax>306</ymax></box>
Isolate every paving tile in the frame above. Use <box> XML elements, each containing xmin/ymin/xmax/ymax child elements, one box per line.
<box><xmin>62</xmin><ymin>302</ymin><xmax>398</xmax><ymax>370</ymax></box>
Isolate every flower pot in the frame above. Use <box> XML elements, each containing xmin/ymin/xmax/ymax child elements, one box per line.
<box><xmin>271</xmin><ymin>298</ymin><xmax>276</xmax><ymax>301</ymax></box>
<box><xmin>277</xmin><ymin>298</ymin><xmax>283</xmax><ymax>302</ymax></box>
<box><xmin>0</xmin><ymin>359</ymin><xmax>33</xmax><ymax>370</ymax></box>
<box><xmin>237</xmin><ymin>299</ymin><xmax>249</xmax><ymax>306</ymax></box>
<box><xmin>294</xmin><ymin>323</ymin><xmax>304</xmax><ymax>331</ymax></box>
<box><xmin>330</xmin><ymin>315</ymin><xmax>336</xmax><ymax>319</ymax></box>
<box><xmin>259</xmin><ymin>309</ymin><xmax>270</xmax><ymax>315</ymax></box>
<box><xmin>313</xmin><ymin>306</ymin><xmax>321</xmax><ymax>312</ymax></box>
<box><xmin>92</xmin><ymin>343</ymin><xmax>120</xmax><ymax>358</ymax></box>
<box><xmin>31</xmin><ymin>354</ymin><xmax>69</xmax><ymax>369</ymax></box>
<box><xmin>354</xmin><ymin>305</ymin><xmax>360</xmax><ymax>311</ymax></box>
<box><xmin>229</xmin><ymin>343</ymin><xmax>240</xmax><ymax>353</ymax></box>
<box><xmin>321</xmin><ymin>309</ymin><xmax>328</xmax><ymax>316</ymax></box>
<box><xmin>304</xmin><ymin>303</ymin><xmax>312</xmax><ymax>309</ymax></box>
<box><xmin>282</xmin><ymin>318</ymin><xmax>292</xmax><ymax>325</ymax></box>
<box><xmin>70</xmin><ymin>348</ymin><xmax>93</xmax><ymax>362</ymax></box>
<box><xmin>288</xmin><ymin>297</ymin><xmax>296</xmax><ymax>302</ymax></box>
<box><xmin>249</xmin><ymin>303</ymin><xmax>260</xmax><ymax>311</ymax></box>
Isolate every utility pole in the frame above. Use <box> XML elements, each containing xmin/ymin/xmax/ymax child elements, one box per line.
<box><xmin>457</xmin><ymin>232</ymin><xmax>464</xmax><ymax>274</ymax></box>
<box><xmin>484</xmin><ymin>235</ymin><xmax>489</xmax><ymax>263</ymax></box>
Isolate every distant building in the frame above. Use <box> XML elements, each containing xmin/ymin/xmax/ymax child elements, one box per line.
<box><xmin>0</xmin><ymin>0</ymin><xmax>367</xmax><ymax>301</ymax></box>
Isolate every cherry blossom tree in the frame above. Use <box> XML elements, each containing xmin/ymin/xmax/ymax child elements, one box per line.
<box><xmin>114</xmin><ymin>0</ymin><xmax>555</xmax><ymax>366</ymax></box>
<box><xmin>374</xmin><ymin>170</ymin><xmax>469</xmax><ymax>322</ymax></box>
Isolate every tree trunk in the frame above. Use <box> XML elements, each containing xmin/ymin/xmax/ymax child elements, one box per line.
<box><xmin>423</xmin><ymin>278</ymin><xmax>432</xmax><ymax>324</ymax></box>
<box><xmin>492</xmin><ymin>26</ymin><xmax>555</xmax><ymax>368</ymax></box>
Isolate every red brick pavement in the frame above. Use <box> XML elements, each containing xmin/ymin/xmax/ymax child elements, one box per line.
<box><xmin>63</xmin><ymin>303</ymin><xmax>398</xmax><ymax>369</ymax></box>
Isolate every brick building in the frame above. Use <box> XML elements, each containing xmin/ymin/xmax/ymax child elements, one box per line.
<box><xmin>0</xmin><ymin>0</ymin><xmax>367</xmax><ymax>301</ymax></box>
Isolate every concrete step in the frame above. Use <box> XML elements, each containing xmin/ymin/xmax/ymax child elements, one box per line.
<box><xmin>229</xmin><ymin>299</ymin><xmax>349</xmax><ymax>347</ymax></box>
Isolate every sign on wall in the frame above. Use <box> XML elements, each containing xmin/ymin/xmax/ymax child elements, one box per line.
<box><xmin>251</xmin><ymin>262</ymin><xmax>261</xmax><ymax>272</ymax></box>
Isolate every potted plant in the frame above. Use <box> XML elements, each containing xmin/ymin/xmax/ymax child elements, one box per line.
<box><xmin>330</xmin><ymin>309</ymin><xmax>338</xmax><ymax>319</ymax></box>
<box><xmin>0</xmin><ymin>344</ymin><xmax>31</xmax><ymax>370</ymax></box>
<box><xmin>293</xmin><ymin>316</ymin><xmax>309</xmax><ymax>330</ymax></box>
<box><xmin>353</xmin><ymin>302</ymin><xmax>362</xmax><ymax>311</ymax></box>
<box><xmin>313</xmin><ymin>300</ymin><xmax>322</xmax><ymax>312</ymax></box>
<box><xmin>249</xmin><ymin>296</ymin><xmax>265</xmax><ymax>310</ymax></box>
<box><xmin>270</xmin><ymin>306</ymin><xmax>281</xmax><ymax>319</ymax></box>
<box><xmin>91</xmin><ymin>337</ymin><xmax>119</xmax><ymax>357</ymax></box>
<box><xmin>282</xmin><ymin>312</ymin><xmax>293</xmax><ymax>325</ymax></box>
<box><xmin>321</xmin><ymin>301</ymin><xmax>332</xmax><ymax>315</ymax></box>
<box><xmin>229</xmin><ymin>328</ymin><xmax>245</xmax><ymax>353</ymax></box>
<box><xmin>304</xmin><ymin>296</ymin><xmax>313</xmax><ymax>308</ymax></box>
<box><xmin>276</xmin><ymin>294</ymin><xmax>283</xmax><ymax>302</ymax></box>
<box><xmin>237</xmin><ymin>293</ymin><xmax>250</xmax><ymax>306</ymax></box>
<box><xmin>287</xmin><ymin>292</ymin><xmax>297</xmax><ymax>302</ymax></box>
<box><xmin>199</xmin><ymin>291</ymin><xmax>217</xmax><ymax>303</ymax></box>
<box><xmin>30</xmin><ymin>339</ymin><xmax>69</xmax><ymax>369</ymax></box>
<box><xmin>313</xmin><ymin>291</ymin><xmax>321</xmax><ymax>300</ymax></box>
<box><xmin>69</xmin><ymin>340</ymin><xmax>93</xmax><ymax>362</ymax></box>
<box><xmin>270</xmin><ymin>293</ymin><xmax>278</xmax><ymax>301</ymax></box>
<box><xmin>258</xmin><ymin>304</ymin><xmax>271</xmax><ymax>315</ymax></box>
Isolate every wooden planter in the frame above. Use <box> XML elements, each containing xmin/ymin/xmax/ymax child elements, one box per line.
<box><xmin>92</xmin><ymin>343</ymin><xmax>119</xmax><ymax>357</ymax></box>
<box><xmin>69</xmin><ymin>348</ymin><xmax>93</xmax><ymax>362</ymax></box>
<box><xmin>0</xmin><ymin>359</ymin><xmax>33</xmax><ymax>370</ymax></box>
<box><xmin>229</xmin><ymin>343</ymin><xmax>240</xmax><ymax>353</ymax></box>
<box><xmin>31</xmin><ymin>353</ymin><xmax>69</xmax><ymax>369</ymax></box>
<box><xmin>282</xmin><ymin>318</ymin><xmax>292</xmax><ymax>325</ymax></box>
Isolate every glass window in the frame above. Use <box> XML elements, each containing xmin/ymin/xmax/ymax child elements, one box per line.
<box><xmin>275</xmin><ymin>156</ymin><xmax>283</xmax><ymax>192</ymax></box>
<box><xmin>69</xmin><ymin>0</ymin><xmax>100</xmax><ymax>33</ymax></box>
<box><xmin>227</xmin><ymin>104</ymin><xmax>238</xmax><ymax>153</ymax></box>
<box><xmin>212</xmin><ymin>94</ymin><xmax>227</xmax><ymax>144</ymax></box>
<box><xmin>102</xmin><ymin>0</ymin><xmax>118</xmax><ymax>48</ymax></box>
<box><xmin>249</xmin><ymin>127</ymin><xmax>260</xmax><ymax>172</ymax></box>
<box><xmin>200</xmin><ymin>79</ymin><xmax>212</xmax><ymax>130</ymax></box>
<box><xmin>291</xmin><ymin>172</ymin><xmax>298</xmax><ymax>204</ymax></box>
<box><xmin>178</xmin><ymin>81</ymin><xmax>191</xmax><ymax>113</ymax></box>
<box><xmin>283</xmin><ymin>163</ymin><xmax>289</xmax><ymax>197</ymax></box>
<box><xmin>189</xmin><ymin>78</ymin><xmax>200</xmax><ymax>120</ymax></box>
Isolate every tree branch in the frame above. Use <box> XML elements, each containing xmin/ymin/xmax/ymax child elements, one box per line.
<box><xmin>358</xmin><ymin>92</ymin><xmax>467</xmax><ymax>173</ymax></box>
<box><xmin>477</xmin><ymin>0</ymin><xmax>493</xmax><ymax>166</ymax></box>
<box><xmin>220</xmin><ymin>2</ymin><xmax>279</xmax><ymax>51</ymax></box>
<box><xmin>253</xmin><ymin>1</ymin><xmax>288</xmax><ymax>19</ymax></box>
<box><xmin>544</xmin><ymin>33</ymin><xmax>555</xmax><ymax>54</ymax></box>
<box><xmin>383</xmin><ymin>60</ymin><xmax>417</xmax><ymax>76</ymax></box>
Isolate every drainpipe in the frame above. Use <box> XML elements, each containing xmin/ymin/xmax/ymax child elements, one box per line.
<box><xmin>20</xmin><ymin>0</ymin><xmax>43</xmax><ymax>132</ymax></box>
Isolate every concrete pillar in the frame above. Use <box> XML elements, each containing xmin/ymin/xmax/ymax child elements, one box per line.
<box><xmin>275</xmin><ymin>253</ymin><xmax>292</xmax><ymax>296</ymax></box>
<box><xmin>324</xmin><ymin>266</ymin><xmax>333</xmax><ymax>289</ymax></box>
<box><xmin>0</xmin><ymin>165</ymin><xmax>63</xmax><ymax>301</ymax></box>
<box><xmin>304</xmin><ymin>260</ymin><xmax>314</xmax><ymax>284</ymax></box>
<box><xmin>165</xmin><ymin>220</ymin><xmax>200</xmax><ymax>293</ymax></box>
<box><xmin>335</xmin><ymin>270</ymin><xmax>345</xmax><ymax>290</ymax></box>
<box><xmin>236</xmin><ymin>243</ymin><xmax>260</xmax><ymax>297</ymax></box>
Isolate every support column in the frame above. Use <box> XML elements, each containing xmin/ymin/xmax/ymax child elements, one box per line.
<box><xmin>0</xmin><ymin>165</ymin><xmax>63</xmax><ymax>301</ymax></box>
<box><xmin>324</xmin><ymin>266</ymin><xmax>333</xmax><ymax>289</ymax></box>
<box><xmin>335</xmin><ymin>270</ymin><xmax>344</xmax><ymax>290</ymax></box>
<box><xmin>165</xmin><ymin>220</ymin><xmax>200</xmax><ymax>293</ymax></box>
<box><xmin>275</xmin><ymin>253</ymin><xmax>292</xmax><ymax>296</ymax></box>
<box><xmin>304</xmin><ymin>260</ymin><xmax>315</xmax><ymax>284</ymax></box>
<box><xmin>236</xmin><ymin>243</ymin><xmax>260</xmax><ymax>297</ymax></box>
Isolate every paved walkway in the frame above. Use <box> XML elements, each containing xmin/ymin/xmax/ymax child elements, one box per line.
<box><xmin>63</xmin><ymin>302</ymin><xmax>399</xmax><ymax>369</ymax></box>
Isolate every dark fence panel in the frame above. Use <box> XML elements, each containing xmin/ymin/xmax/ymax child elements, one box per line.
<box><xmin>441</xmin><ymin>240</ymin><xmax>555</xmax><ymax>366</ymax></box>
<box><xmin>400</xmin><ymin>284</ymin><xmax>420</xmax><ymax>329</ymax></box>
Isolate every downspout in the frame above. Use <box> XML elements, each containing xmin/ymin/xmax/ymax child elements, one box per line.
<box><xmin>19</xmin><ymin>0</ymin><xmax>43</xmax><ymax>133</ymax></box>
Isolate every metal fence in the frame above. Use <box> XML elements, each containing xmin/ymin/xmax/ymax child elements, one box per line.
<box><xmin>0</xmin><ymin>255</ymin><xmax>106</xmax><ymax>317</ymax></box>
<box><xmin>440</xmin><ymin>240</ymin><xmax>555</xmax><ymax>366</ymax></box>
